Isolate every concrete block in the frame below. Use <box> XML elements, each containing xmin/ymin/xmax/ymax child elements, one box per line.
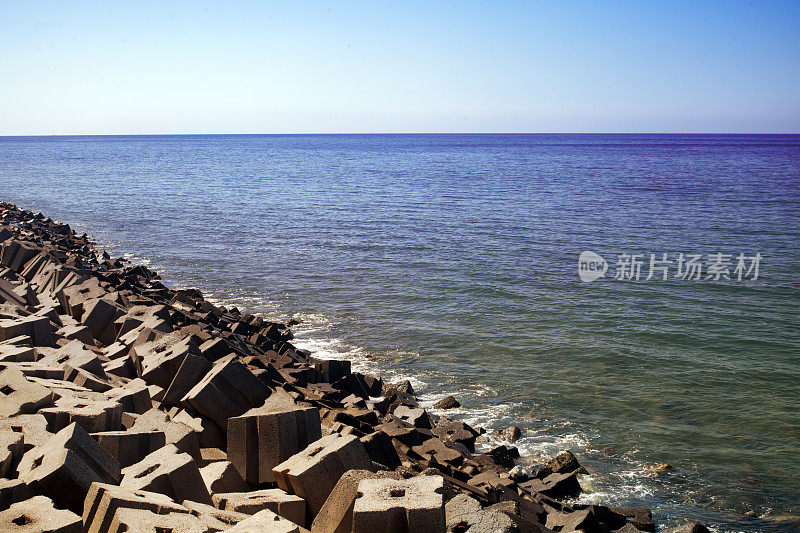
<box><xmin>273</xmin><ymin>433</ymin><xmax>374</xmax><ymax>517</ymax></box>
<box><xmin>227</xmin><ymin>402</ymin><xmax>321</xmax><ymax>484</ymax></box>
<box><xmin>360</xmin><ymin>430</ymin><xmax>402</xmax><ymax>470</ymax></box>
<box><xmin>311</xmin><ymin>469</ymin><xmax>403</xmax><ymax>533</ymax></box>
<box><xmin>0</xmin><ymin>413</ymin><xmax>51</xmax><ymax>449</ymax></box>
<box><xmin>82</xmin><ymin>482</ymin><xmax>190</xmax><ymax>533</ymax></box>
<box><xmin>120</xmin><ymin>444</ymin><xmax>212</xmax><ymax>505</ymax></box>
<box><xmin>106</xmin><ymin>378</ymin><xmax>152</xmax><ymax>414</ymax></box>
<box><xmin>224</xmin><ymin>508</ymin><xmax>304</xmax><ymax>533</ymax></box>
<box><xmin>0</xmin><ymin>345</ymin><xmax>36</xmax><ymax>363</ymax></box>
<box><xmin>40</xmin><ymin>395</ymin><xmax>122</xmax><ymax>433</ymax></box>
<box><xmin>181</xmin><ymin>354</ymin><xmax>268</xmax><ymax>431</ymax></box>
<box><xmin>55</xmin><ymin>324</ymin><xmax>94</xmax><ymax>345</ymax></box>
<box><xmin>0</xmin><ymin>429</ymin><xmax>24</xmax><ymax>477</ymax></box>
<box><xmin>92</xmin><ymin>430</ymin><xmax>166</xmax><ymax>467</ymax></box>
<box><xmin>316</xmin><ymin>359</ymin><xmax>351</xmax><ymax>383</ymax></box>
<box><xmin>17</xmin><ymin>422</ymin><xmax>121</xmax><ymax>512</ymax></box>
<box><xmin>0</xmin><ymin>316</ymin><xmax>53</xmax><ymax>348</ymax></box>
<box><xmin>109</xmin><ymin>508</ymin><xmax>207</xmax><ymax>533</ymax></box>
<box><xmin>181</xmin><ymin>500</ymin><xmax>249</xmax><ymax>530</ymax></box>
<box><xmin>198</xmin><ymin>460</ymin><xmax>248</xmax><ymax>495</ymax></box>
<box><xmin>81</xmin><ymin>297</ymin><xmax>124</xmax><ymax>346</ymax></box>
<box><xmin>138</xmin><ymin>337</ymin><xmax>200</xmax><ymax>390</ymax></box>
<box><xmin>131</xmin><ymin>408</ymin><xmax>201</xmax><ymax>459</ymax></box>
<box><xmin>161</xmin><ymin>353</ymin><xmax>212</xmax><ymax>406</ymax></box>
<box><xmin>213</xmin><ymin>488</ymin><xmax>305</xmax><ymax>525</ymax></box>
<box><xmin>352</xmin><ymin>476</ymin><xmax>446</xmax><ymax>533</ymax></box>
<box><xmin>0</xmin><ymin>367</ymin><xmax>55</xmax><ymax>416</ymax></box>
<box><xmin>0</xmin><ymin>479</ymin><xmax>31</xmax><ymax>511</ymax></box>
<box><xmin>0</xmin><ymin>494</ymin><xmax>81</xmax><ymax>532</ymax></box>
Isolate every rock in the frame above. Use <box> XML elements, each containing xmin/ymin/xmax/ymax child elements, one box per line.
<box><xmin>536</xmin><ymin>450</ymin><xmax>583</xmax><ymax>478</ymax></box>
<box><xmin>499</xmin><ymin>426</ymin><xmax>522</xmax><ymax>443</ymax></box>
<box><xmin>520</xmin><ymin>472</ymin><xmax>582</xmax><ymax>499</ymax></box>
<box><xmin>508</xmin><ymin>464</ymin><xmax>536</xmax><ymax>482</ymax></box>
<box><xmin>610</xmin><ymin>506</ymin><xmax>655</xmax><ymax>532</ymax></box>
<box><xmin>433</xmin><ymin>396</ymin><xmax>461</xmax><ymax>410</ymax></box>
<box><xmin>664</xmin><ymin>522</ymin><xmax>711</xmax><ymax>533</ymax></box>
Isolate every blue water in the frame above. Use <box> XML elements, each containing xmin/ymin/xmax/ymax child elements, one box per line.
<box><xmin>1</xmin><ymin>134</ymin><xmax>798</xmax><ymax>531</ymax></box>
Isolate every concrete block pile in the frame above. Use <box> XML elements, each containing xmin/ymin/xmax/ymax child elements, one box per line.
<box><xmin>0</xmin><ymin>202</ymin><xmax>700</xmax><ymax>532</ymax></box>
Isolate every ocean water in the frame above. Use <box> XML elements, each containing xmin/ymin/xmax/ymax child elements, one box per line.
<box><xmin>1</xmin><ymin>134</ymin><xmax>798</xmax><ymax>531</ymax></box>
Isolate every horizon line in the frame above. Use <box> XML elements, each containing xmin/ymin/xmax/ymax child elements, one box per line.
<box><xmin>1</xmin><ymin>132</ymin><xmax>799</xmax><ymax>137</ymax></box>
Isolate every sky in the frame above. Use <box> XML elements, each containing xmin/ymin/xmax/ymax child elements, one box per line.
<box><xmin>1</xmin><ymin>1</ymin><xmax>799</xmax><ymax>134</ymax></box>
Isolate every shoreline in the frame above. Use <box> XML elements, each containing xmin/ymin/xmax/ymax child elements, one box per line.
<box><xmin>0</xmin><ymin>201</ymin><xmax>708</xmax><ymax>532</ymax></box>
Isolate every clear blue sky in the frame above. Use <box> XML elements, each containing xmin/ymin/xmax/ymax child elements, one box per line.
<box><xmin>1</xmin><ymin>1</ymin><xmax>799</xmax><ymax>134</ymax></box>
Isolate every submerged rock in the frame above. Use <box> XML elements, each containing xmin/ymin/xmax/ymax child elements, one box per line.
<box><xmin>433</xmin><ymin>395</ymin><xmax>461</xmax><ymax>409</ymax></box>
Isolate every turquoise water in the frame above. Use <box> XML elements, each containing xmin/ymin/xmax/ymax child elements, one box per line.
<box><xmin>1</xmin><ymin>134</ymin><xmax>798</xmax><ymax>531</ymax></box>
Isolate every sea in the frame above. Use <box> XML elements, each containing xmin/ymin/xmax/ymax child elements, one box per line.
<box><xmin>1</xmin><ymin>134</ymin><xmax>798</xmax><ymax>531</ymax></box>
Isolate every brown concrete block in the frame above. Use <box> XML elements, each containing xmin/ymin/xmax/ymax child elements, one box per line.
<box><xmin>80</xmin><ymin>297</ymin><xmax>124</xmax><ymax>346</ymax></box>
<box><xmin>213</xmin><ymin>488</ymin><xmax>305</xmax><ymax>525</ymax></box>
<box><xmin>83</xmin><ymin>482</ymin><xmax>190</xmax><ymax>533</ymax></box>
<box><xmin>0</xmin><ymin>315</ymin><xmax>53</xmax><ymax>347</ymax></box>
<box><xmin>62</xmin><ymin>364</ymin><xmax>112</xmax><ymax>392</ymax></box>
<box><xmin>131</xmin><ymin>408</ymin><xmax>201</xmax><ymax>459</ymax></box>
<box><xmin>161</xmin><ymin>353</ymin><xmax>213</xmax><ymax>406</ymax></box>
<box><xmin>92</xmin><ymin>429</ymin><xmax>166</xmax><ymax>467</ymax></box>
<box><xmin>109</xmin><ymin>508</ymin><xmax>207</xmax><ymax>533</ymax></box>
<box><xmin>181</xmin><ymin>355</ymin><xmax>268</xmax><ymax>431</ymax></box>
<box><xmin>0</xmin><ymin>345</ymin><xmax>36</xmax><ymax>363</ymax></box>
<box><xmin>227</xmin><ymin>402</ymin><xmax>321</xmax><ymax>484</ymax></box>
<box><xmin>181</xmin><ymin>500</ymin><xmax>249</xmax><ymax>530</ymax></box>
<box><xmin>17</xmin><ymin>422</ymin><xmax>121</xmax><ymax>512</ymax></box>
<box><xmin>0</xmin><ymin>478</ymin><xmax>31</xmax><ymax>511</ymax></box>
<box><xmin>0</xmin><ymin>413</ymin><xmax>51</xmax><ymax>449</ymax></box>
<box><xmin>120</xmin><ymin>444</ymin><xmax>212</xmax><ymax>505</ymax></box>
<box><xmin>0</xmin><ymin>494</ymin><xmax>81</xmax><ymax>532</ymax></box>
<box><xmin>412</xmin><ymin>437</ymin><xmax>465</xmax><ymax>467</ymax></box>
<box><xmin>172</xmin><ymin>409</ymin><xmax>226</xmax><ymax>450</ymax></box>
<box><xmin>198</xmin><ymin>460</ymin><xmax>248</xmax><ymax>495</ymax></box>
<box><xmin>0</xmin><ymin>367</ymin><xmax>55</xmax><ymax>416</ymax></box>
<box><xmin>40</xmin><ymin>395</ymin><xmax>122</xmax><ymax>433</ymax></box>
<box><xmin>198</xmin><ymin>337</ymin><xmax>233</xmax><ymax>361</ymax></box>
<box><xmin>311</xmin><ymin>469</ymin><xmax>404</xmax><ymax>533</ymax></box>
<box><xmin>225</xmin><ymin>508</ymin><xmax>304</xmax><ymax>533</ymax></box>
<box><xmin>56</xmin><ymin>324</ymin><xmax>94</xmax><ymax>345</ymax></box>
<box><xmin>360</xmin><ymin>430</ymin><xmax>402</xmax><ymax>470</ymax></box>
<box><xmin>0</xmin><ymin>361</ymin><xmax>63</xmax><ymax>380</ymax></box>
<box><xmin>138</xmin><ymin>336</ymin><xmax>200</xmax><ymax>390</ymax></box>
<box><xmin>106</xmin><ymin>378</ymin><xmax>152</xmax><ymax>414</ymax></box>
<box><xmin>352</xmin><ymin>476</ymin><xmax>445</xmax><ymax>533</ymax></box>
<box><xmin>0</xmin><ymin>429</ymin><xmax>24</xmax><ymax>477</ymax></box>
<box><xmin>273</xmin><ymin>433</ymin><xmax>374</xmax><ymax>518</ymax></box>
